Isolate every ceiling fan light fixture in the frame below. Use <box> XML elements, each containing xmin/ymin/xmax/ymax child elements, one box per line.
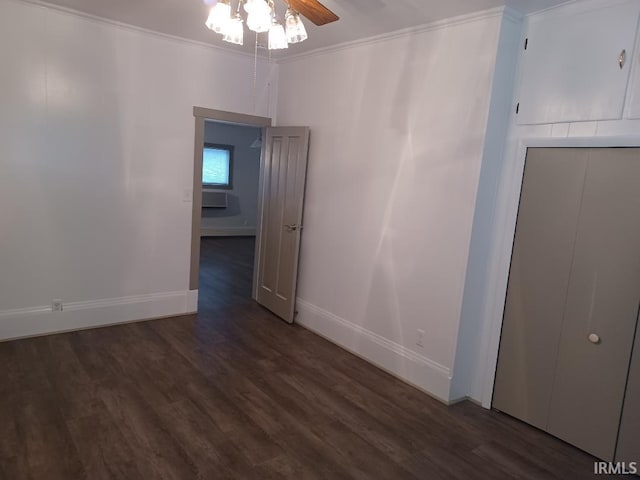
<box><xmin>208</xmin><ymin>0</ymin><xmax>336</xmax><ymax>47</ymax></box>
<box><xmin>268</xmin><ymin>20</ymin><xmax>288</xmax><ymax>50</ymax></box>
<box><xmin>285</xmin><ymin>8</ymin><xmax>307</xmax><ymax>44</ymax></box>
<box><xmin>205</xmin><ymin>0</ymin><xmax>231</xmax><ymax>34</ymax></box>
<box><xmin>222</xmin><ymin>13</ymin><xmax>244</xmax><ymax>45</ymax></box>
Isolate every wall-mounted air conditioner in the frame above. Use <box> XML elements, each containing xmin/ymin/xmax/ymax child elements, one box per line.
<box><xmin>202</xmin><ymin>189</ymin><xmax>227</xmax><ymax>208</ymax></box>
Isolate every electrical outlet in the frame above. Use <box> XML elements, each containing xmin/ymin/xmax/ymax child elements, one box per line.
<box><xmin>52</xmin><ymin>299</ymin><xmax>63</xmax><ymax>312</ymax></box>
<box><xmin>416</xmin><ymin>329</ymin><xmax>425</xmax><ymax>348</ymax></box>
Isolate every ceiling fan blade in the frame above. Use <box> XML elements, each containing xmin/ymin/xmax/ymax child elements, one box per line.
<box><xmin>288</xmin><ymin>0</ymin><xmax>339</xmax><ymax>26</ymax></box>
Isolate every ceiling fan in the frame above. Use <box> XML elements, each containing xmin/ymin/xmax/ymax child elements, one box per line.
<box><xmin>286</xmin><ymin>0</ymin><xmax>339</xmax><ymax>26</ymax></box>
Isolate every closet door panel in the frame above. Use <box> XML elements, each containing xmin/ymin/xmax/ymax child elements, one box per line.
<box><xmin>493</xmin><ymin>148</ymin><xmax>587</xmax><ymax>429</ymax></box>
<box><xmin>548</xmin><ymin>148</ymin><xmax>640</xmax><ymax>461</ymax></box>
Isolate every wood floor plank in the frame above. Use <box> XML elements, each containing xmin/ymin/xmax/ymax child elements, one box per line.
<box><xmin>98</xmin><ymin>381</ymin><xmax>198</xmax><ymax>480</ymax></box>
<box><xmin>271</xmin><ymin>424</ymin><xmax>358</xmax><ymax>480</ymax></box>
<box><xmin>402</xmin><ymin>442</ymin><xmax>515</xmax><ymax>480</ymax></box>
<box><xmin>36</xmin><ymin>334</ymin><xmax>106</xmax><ymax>420</ymax></box>
<box><xmin>308</xmin><ymin>420</ymin><xmax>419</xmax><ymax>480</ymax></box>
<box><xmin>10</xmin><ymin>390</ymin><xmax>86</xmax><ymax>480</ymax></box>
<box><xmin>275</xmin><ymin>365</ymin><xmax>424</xmax><ymax>461</ymax></box>
<box><xmin>254</xmin><ymin>454</ymin><xmax>326</xmax><ymax>480</ymax></box>
<box><xmin>7</xmin><ymin>338</ymin><xmax>53</xmax><ymax>393</ymax></box>
<box><xmin>66</xmin><ymin>412</ymin><xmax>145</xmax><ymax>480</ymax></box>
<box><xmin>180</xmin><ymin>377</ymin><xmax>284</xmax><ymax>465</ymax></box>
<box><xmin>153</xmin><ymin>397</ymin><xmax>258</xmax><ymax>479</ymax></box>
<box><xmin>472</xmin><ymin>441</ymin><xmax>564</xmax><ymax>480</ymax></box>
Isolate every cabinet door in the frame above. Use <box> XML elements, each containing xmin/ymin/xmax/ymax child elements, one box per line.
<box><xmin>516</xmin><ymin>1</ymin><xmax>640</xmax><ymax>125</ymax></box>
<box><xmin>625</xmin><ymin>29</ymin><xmax>640</xmax><ymax>118</ymax></box>
<box><xmin>547</xmin><ymin>148</ymin><xmax>640</xmax><ymax>461</ymax></box>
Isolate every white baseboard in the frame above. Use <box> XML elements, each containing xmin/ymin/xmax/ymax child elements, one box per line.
<box><xmin>0</xmin><ymin>290</ymin><xmax>199</xmax><ymax>341</ymax></box>
<box><xmin>200</xmin><ymin>227</ymin><xmax>256</xmax><ymax>237</ymax></box>
<box><xmin>295</xmin><ymin>298</ymin><xmax>453</xmax><ymax>404</ymax></box>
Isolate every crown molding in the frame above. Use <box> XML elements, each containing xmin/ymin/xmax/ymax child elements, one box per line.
<box><xmin>525</xmin><ymin>0</ymin><xmax>629</xmax><ymax>21</ymax></box>
<box><xmin>277</xmin><ymin>6</ymin><xmax>514</xmax><ymax>64</ymax></box>
<box><xmin>10</xmin><ymin>0</ymin><xmax>268</xmax><ymax>61</ymax></box>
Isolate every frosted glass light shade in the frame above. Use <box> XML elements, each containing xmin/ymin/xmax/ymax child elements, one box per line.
<box><xmin>268</xmin><ymin>21</ymin><xmax>288</xmax><ymax>50</ymax></box>
<box><xmin>285</xmin><ymin>9</ymin><xmax>307</xmax><ymax>44</ymax></box>
<box><xmin>244</xmin><ymin>0</ymin><xmax>271</xmax><ymax>32</ymax></box>
<box><xmin>223</xmin><ymin>15</ymin><xmax>244</xmax><ymax>45</ymax></box>
<box><xmin>205</xmin><ymin>1</ymin><xmax>231</xmax><ymax>34</ymax></box>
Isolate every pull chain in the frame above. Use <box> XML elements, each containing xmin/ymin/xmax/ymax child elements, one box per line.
<box><xmin>253</xmin><ymin>32</ymin><xmax>258</xmax><ymax>113</ymax></box>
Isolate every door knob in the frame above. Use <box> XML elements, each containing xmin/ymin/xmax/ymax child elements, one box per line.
<box><xmin>284</xmin><ymin>224</ymin><xmax>299</xmax><ymax>232</ymax></box>
<box><xmin>588</xmin><ymin>333</ymin><xmax>601</xmax><ymax>344</ymax></box>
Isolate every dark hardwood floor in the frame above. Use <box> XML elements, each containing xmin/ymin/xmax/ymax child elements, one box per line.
<box><xmin>0</xmin><ymin>237</ymin><xmax>611</xmax><ymax>479</ymax></box>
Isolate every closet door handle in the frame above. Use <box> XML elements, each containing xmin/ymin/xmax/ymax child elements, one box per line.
<box><xmin>588</xmin><ymin>333</ymin><xmax>601</xmax><ymax>344</ymax></box>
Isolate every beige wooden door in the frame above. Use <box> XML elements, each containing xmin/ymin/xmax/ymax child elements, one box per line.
<box><xmin>253</xmin><ymin>127</ymin><xmax>310</xmax><ymax>323</ymax></box>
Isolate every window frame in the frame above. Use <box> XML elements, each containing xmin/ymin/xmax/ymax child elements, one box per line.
<box><xmin>202</xmin><ymin>143</ymin><xmax>234</xmax><ymax>190</ymax></box>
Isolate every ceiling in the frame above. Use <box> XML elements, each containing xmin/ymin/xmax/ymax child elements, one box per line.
<box><xmin>29</xmin><ymin>0</ymin><xmax>570</xmax><ymax>57</ymax></box>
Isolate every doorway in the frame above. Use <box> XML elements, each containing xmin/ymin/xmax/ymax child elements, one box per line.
<box><xmin>189</xmin><ymin>107</ymin><xmax>271</xmax><ymax>303</ymax></box>
<box><xmin>198</xmin><ymin>119</ymin><xmax>264</xmax><ymax>310</ymax></box>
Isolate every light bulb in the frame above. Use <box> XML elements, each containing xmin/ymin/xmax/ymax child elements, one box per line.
<box><xmin>246</xmin><ymin>3</ymin><xmax>272</xmax><ymax>33</ymax></box>
<box><xmin>205</xmin><ymin>1</ymin><xmax>231</xmax><ymax>34</ymax></box>
<box><xmin>268</xmin><ymin>20</ymin><xmax>288</xmax><ymax>50</ymax></box>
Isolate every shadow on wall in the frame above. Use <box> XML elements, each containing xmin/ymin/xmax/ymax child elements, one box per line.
<box><xmin>202</xmin><ymin>194</ymin><xmax>241</xmax><ymax>218</ymax></box>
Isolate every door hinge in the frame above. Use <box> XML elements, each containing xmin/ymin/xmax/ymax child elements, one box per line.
<box><xmin>516</xmin><ymin>102</ymin><xmax>520</xmax><ymax>114</ymax></box>
<box><xmin>524</xmin><ymin>38</ymin><xmax>528</xmax><ymax>50</ymax></box>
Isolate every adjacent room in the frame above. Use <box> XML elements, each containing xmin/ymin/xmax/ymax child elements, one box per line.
<box><xmin>198</xmin><ymin>120</ymin><xmax>263</xmax><ymax>309</ymax></box>
<box><xmin>1</xmin><ymin>0</ymin><xmax>639</xmax><ymax>478</ymax></box>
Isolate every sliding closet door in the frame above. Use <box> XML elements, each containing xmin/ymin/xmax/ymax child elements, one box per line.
<box><xmin>493</xmin><ymin>148</ymin><xmax>588</xmax><ymax>429</ymax></box>
<box><xmin>547</xmin><ymin>148</ymin><xmax>640</xmax><ymax>461</ymax></box>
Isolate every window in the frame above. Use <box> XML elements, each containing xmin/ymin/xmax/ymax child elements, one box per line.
<box><xmin>202</xmin><ymin>143</ymin><xmax>233</xmax><ymax>189</ymax></box>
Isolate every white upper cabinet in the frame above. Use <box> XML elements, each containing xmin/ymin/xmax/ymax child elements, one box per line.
<box><xmin>626</xmin><ymin>21</ymin><xmax>640</xmax><ymax>119</ymax></box>
<box><xmin>516</xmin><ymin>0</ymin><xmax>640</xmax><ymax>125</ymax></box>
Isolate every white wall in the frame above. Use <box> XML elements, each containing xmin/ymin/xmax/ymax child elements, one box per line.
<box><xmin>201</xmin><ymin>122</ymin><xmax>262</xmax><ymax>236</ymax></box>
<box><xmin>277</xmin><ymin>10</ymin><xmax>509</xmax><ymax>402</ymax></box>
<box><xmin>0</xmin><ymin>0</ymin><xmax>275</xmax><ymax>339</ymax></box>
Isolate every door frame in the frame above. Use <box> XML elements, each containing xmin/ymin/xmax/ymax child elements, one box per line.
<box><xmin>190</xmin><ymin>107</ymin><xmax>272</xmax><ymax>293</ymax></box>
<box><xmin>481</xmin><ymin>135</ymin><xmax>640</xmax><ymax>408</ymax></box>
